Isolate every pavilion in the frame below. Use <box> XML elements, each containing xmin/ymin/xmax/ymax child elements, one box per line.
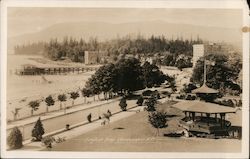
<box><xmin>171</xmin><ymin>54</ymin><xmax>240</xmax><ymax>137</ymax></box>
<box><xmin>172</xmin><ymin>100</ymin><xmax>237</xmax><ymax>135</ymax></box>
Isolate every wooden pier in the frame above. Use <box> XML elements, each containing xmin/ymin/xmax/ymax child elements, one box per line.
<box><xmin>15</xmin><ymin>64</ymin><xmax>99</xmax><ymax>75</ymax></box>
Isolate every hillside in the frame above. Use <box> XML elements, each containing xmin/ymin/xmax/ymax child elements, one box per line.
<box><xmin>8</xmin><ymin>21</ymin><xmax>242</xmax><ymax>53</ymax></box>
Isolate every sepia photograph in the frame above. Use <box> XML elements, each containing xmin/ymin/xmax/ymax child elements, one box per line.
<box><xmin>1</xmin><ymin>0</ymin><xmax>249</xmax><ymax>158</ymax></box>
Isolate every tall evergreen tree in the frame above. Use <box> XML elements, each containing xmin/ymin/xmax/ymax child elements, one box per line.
<box><xmin>7</xmin><ymin>127</ymin><xmax>23</xmax><ymax>149</ymax></box>
<box><xmin>32</xmin><ymin>117</ymin><xmax>45</xmax><ymax>141</ymax></box>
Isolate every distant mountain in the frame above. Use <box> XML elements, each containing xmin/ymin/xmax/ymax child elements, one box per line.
<box><xmin>8</xmin><ymin>21</ymin><xmax>242</xmax><ymax>53</ymax></box>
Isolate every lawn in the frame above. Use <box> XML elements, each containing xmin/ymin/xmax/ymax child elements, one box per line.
<box><xmin>51</xmin><ymin>101</ymin><xmax>241</xmax><ymax>152</ymax></box>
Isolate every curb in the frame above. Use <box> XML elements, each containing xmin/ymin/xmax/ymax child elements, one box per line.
<box><xmin>22</xmin><ymin>104</ymin><xmax>139</xmax><ymax>146</ymax></box>
<box><xmin>7</xmin><ymin>97</ymin><xmax>121</xmax><ymax>130</ymax></box>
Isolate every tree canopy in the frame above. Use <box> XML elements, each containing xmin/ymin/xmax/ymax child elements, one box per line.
<box><xmin>15</xmin><ymin>35</ymin><xmax>202</xmax><ymax>64</ymax></box>
<box><xmin>32</xmin><ymin>117</ymin><xmax>45</xmax><ymax>141</ymax></box>
<box><xmin>191</xmin><ymin>53</ymin><xmax>242</xmax><ymax>94</ymax></box>
<box><xmin>84</xmin><ymin>58</ymin><xmax>168</xmax><ymax>97</ymax></box>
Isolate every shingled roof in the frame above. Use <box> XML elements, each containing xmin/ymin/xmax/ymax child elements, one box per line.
<box><xmin>172</xmin><ymin>100</ymin><xmax>237</xmax><ymax>114</ymax></box>
<box><xmin>192</xmin><ymin>84</ymin><xmax>219</xmax><ymax>94</ymax></box>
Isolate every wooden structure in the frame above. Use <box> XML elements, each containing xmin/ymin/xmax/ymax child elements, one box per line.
<box><xmin>173</xmin><ymin>101</ymin><xmax>240</xmax><ymax>138</ymax></box>
<box><xmin>16</xmin><ymin>64</ymin><xmax>99</xmax><ymax>75</ymax></box>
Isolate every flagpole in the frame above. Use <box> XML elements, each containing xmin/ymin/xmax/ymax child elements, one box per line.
<box><xmin>204</xmin><ymin>58</ymin><xmax>206</xmax><ymax>85</ymax></box>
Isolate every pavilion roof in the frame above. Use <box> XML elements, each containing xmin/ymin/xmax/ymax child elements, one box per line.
<box><xmin>192</xmin><ymin>84</ymin><xmax>219</xmax><ymax>94</ymax></box>
<box><xmin>172</xmin><ymin>100</ymin><xmax>237</xmax><ymax>114</ymax></box>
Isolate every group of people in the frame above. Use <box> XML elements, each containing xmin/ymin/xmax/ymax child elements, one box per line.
<box><xmin>87</xmin><ymin>110</ymin><xmax>112</xmax><ymax>126</ymax></box>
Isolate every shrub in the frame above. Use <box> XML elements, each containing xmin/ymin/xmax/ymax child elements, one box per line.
<box><xmin>142</xmin><ymin>90</ymin><xmax>153</xmax><ymax>96</ymax></box>
<box><xmin>41</xmin><ymin>136</ymin><xmax>55</xmax><ymax>149</ymax></box>
<box><xmin>162</xmin><ymin>91</ymin><xmax>170</xmax><ymax>96</ymax></box>
<box><xmin>186</xmin><ymin>94</ymin><xmax>196</xmax><ymax>100</ymax></box>
<box><xmin>176</xmin><ymin>94</ymin><xmax>186</xmax><ymax>99</ymax></box>
<box><xmin>152</xmin><ymin>91</ymin><xmax>160</xmax><ymax>99</ymax></box>
<box><xmin>238</xmin><ymin>100</ymin><xmax>242</xmax><ymax>107</ymax></box>
<box><xmin>191</xmin><ymin>95</ymin><xmax>196</xmax><ymax>100</ymax></box>
<box><xmin>197</xmin><ymin>93</ymin><xmax>218</xmax><ymax>102</ymax></box>
<box><xmin>32</xmin><ymin>117</ymin><xmax>45</xmax><ymax>141</ymax></box>
<box><xmin>182</xmin><ymin>83</ymin><xmax>197</xmax><ymax>93</ymax></box>
<box><xmin>119</xmin><ymin>98</ymin><xmax>127</xmax><ymax>111</ymax></box>
<box><xmin>221</xmin><ymin>99</ymin><xmax>234</xmax><ymax>107</ymax></box>
<box><xmin>136</xmin><ymin>96</ymin><xmax>144</xmax><ymax>106</ymax></box>
<box><xmin>145</xmin><ymin>97</ymin><xmax>157</xmax><ymax>112</ymax></box>
<box><xmin>7</xmin><ymin>127</ymin><xmax>23</xmax><ymax>149</ymax></box>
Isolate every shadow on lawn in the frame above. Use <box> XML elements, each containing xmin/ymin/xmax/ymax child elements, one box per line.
<box><xmin>113</xmin><ymin>127</ymin><xmax>125</xmax><ymax>130</ymax></box>
<box><xmin>166</xmin><ymin>114</ymin><xmax>178</xmax><ymax>118</ymax></box>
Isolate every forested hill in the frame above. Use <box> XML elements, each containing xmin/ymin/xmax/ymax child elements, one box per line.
<box><xmin>14</xmin><ymin>35</ymin><xmax>202</xmax><ymax>63</ymax></box>
<box><xmin>14</xmin><ymin>42</ymin><xmax>45</xmax><ymax>55</ymax></box>
<box><xmin>8</xmin><ymin>21</ymin><xmax>242</xmax><ymax>53</ymax></box>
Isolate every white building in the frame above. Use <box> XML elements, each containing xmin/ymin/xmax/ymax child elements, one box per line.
<box><xmin>193</xmin><ymin>43</ymin><xmax>228</xmax><ymax>68</ymax></box>
<box><xmin>193</xmin><ymin>44</ymin><xmax>205</xmax><ymax>68</ymax></box>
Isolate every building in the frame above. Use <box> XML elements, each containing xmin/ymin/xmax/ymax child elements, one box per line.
<box><xmin>193</xmin><ymin>44</ymin><xmax>205</xmax><ymax>68</ymax></box>
<box><xmin>172</xmin><ymin>100</ymin><xmax>239</xmax><ymax>138</ymax></box>
<box><xmin>84</xmin><ymin>51</ymin><xmax>108</xmax><ymax>65</ymax></box>
<box><xmin>192</xmin><ymin>43</ymin><xmax>228</xmax><ymax>68</ymax></box>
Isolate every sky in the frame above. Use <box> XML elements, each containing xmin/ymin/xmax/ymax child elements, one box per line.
<box><xmin>7</xmin><ymin>8</ymin><xmax>242</xmax><ymax>38</ymax></box>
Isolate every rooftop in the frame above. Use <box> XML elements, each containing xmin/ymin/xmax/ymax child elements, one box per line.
<box><xmin>192</xmin><ymin>84</ymin><xmax>219</xmax><ymax>94</ymax></box>
<box><xmin>172</xmin><ymin>100</ymin><xmax>237</xmax><ymax>114</ymax></box>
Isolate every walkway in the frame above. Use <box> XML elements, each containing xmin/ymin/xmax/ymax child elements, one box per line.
<box><xmin>7</xmin><ymin>97</ymin><xmax>138</xmax><ymax>141</ymax></box>
<box><xmin>16</xmin><ymin>106</ymin><xmax>145</xmax><ymax>151</ymax></box>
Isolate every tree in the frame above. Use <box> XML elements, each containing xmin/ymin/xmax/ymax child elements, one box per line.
<box><xmin>32</xmin><ymin>117</ymin><xmax>45</xmax><ymax>141</ymax></box>
<box><xmin>182</xmin><ymin>83</ymin><xmax>197</xmax><ymax>93</ymax></box>
<box><xmin>28</xmin><ymin>100</ymin><xmax>40</xmax><ymax>116</ymax></box>
<box><xmin>7</xmin><ymin>127</ymin><xmax>23</xmax><ymax>149</ymax></box>
<box><xmin>169</xmin><ymin>77</ymin><xmax>177</xmax><ymax>95</ymax></box>
<box><xmin>175</xmin><ymin>54</ymin><xmax>192</xmax><ymax>71</ymax></box>
<box><xmin>148</xmin><ymin>111</ymin><xmax>168</xmax><ymax>136</ymax></box>
<box><xmin>11</xmin><ymin>108</ymin><xmax>21</xmax><ymax>121</ymax></box>
<box><xmin>58</xmin><ymin>94</ymin><xmax>67</xmax><ymax>110</ymax></box>
<box><xmin>69</xmin><ymin>91</ymin><xmax>80</xmax><ymax>106</ymax></box>
<box><xmin>162</xmin><ymin>53</ymin><xmax>174</xmax><ymax>66</ymax></box>
<box><xmin>142</xmin><ymin>61</ymin><xmax>166</xmax><ymax>88</ymax></box>
<box><xmin>115</xmin><ymin>58</ymin><xmax>145</xmax><ymax>94</ymax></box>
<box><xmin>145</xmin><ymin>96</ymin><xmax>157</xmax><ymax>112</ymax></box>
<box><xmin>119</xmin><ymin>98</ymin><xmax>127</xmax><ymax>111</ymax></box>
<box><xmin>136</xmin><ymin>96</ymin><xmax>144</xmax><ymax>106</ymax></box>
<box><xmin>191</xmin><ymin>54</ymin><xmax>241</xmax><ymax>94</ymax></box>
<box><xmin>85</xmin><ymin>58</ymin><xmax>145</xmax><ymax>96</ymax></box>
<box><xmin>45</xmin><ymin>95</ymin><xmax>55</xmax><ymax>113</ymax></box>
<box><xmin>81</xmin><ymin>88</ymin><xmax>91</xmax><ymax>103</ymax></box>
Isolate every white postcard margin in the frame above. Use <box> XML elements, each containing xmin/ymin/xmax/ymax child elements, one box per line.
<box><xmin>1</xmin><ymin>0</ymin><xmax>249</xmax><ymax>158</ymax></box>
